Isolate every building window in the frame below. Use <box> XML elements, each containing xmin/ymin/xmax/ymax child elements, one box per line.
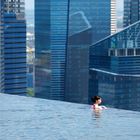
<box><xmin>109</xmin><ymin>49</ymin><xmax>115</xmax><ymax>56</ymax></box>
<box><xmin>127</xmin><ymin>48</ymin><xmax>134</xmax><ymax>56</ymax></box>
<box><xmin>117</xmin><ymin>49</ymin><xmax>125</xmax><ymax>56</ymax></box>
<box><xmin>136</xmin><ymin>48</ymin><xmax>140</xmax><ymax>55</ymax></box>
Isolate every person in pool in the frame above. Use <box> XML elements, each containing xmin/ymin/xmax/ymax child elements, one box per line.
<box><xmin>91</xmin><ymin>96</ymin><xmax>107</xmax><ymax>110</ymax></box>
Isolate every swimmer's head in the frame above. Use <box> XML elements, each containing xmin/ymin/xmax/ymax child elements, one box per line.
<box><xmin>91</xmin><ymin>96</ymin><xmax>102</xmax><ymax>104</ymax></box>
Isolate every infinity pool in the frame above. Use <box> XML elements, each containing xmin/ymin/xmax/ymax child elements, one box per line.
<box><xmin>0</xmin><ymin>94</ymin><xmax>140</xmax><ymax>140</ymax></box>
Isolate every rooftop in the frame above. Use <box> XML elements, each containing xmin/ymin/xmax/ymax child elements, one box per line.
<box><xmin>1</xmin><ymin>94</ymin><xmax>140</xmax><ymax>140</ymax></box>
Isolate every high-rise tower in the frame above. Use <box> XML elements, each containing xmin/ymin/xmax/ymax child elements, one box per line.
<box><xmin>124</xmin><ymin>0</ymin><xmax>140</xmax><ymax>27</ymax></box>
<box><xmin>35</xmin><ymin>0</ymin><xmax>116</xmax><ymax>103</ymax></box>
<box><xmin>111</xmin><ymin>0</ymin><xmax>117</xmax><ymax>34</ymax></box>
<box><xmin>0</xmin><ymin>0</ymin><xmax>27</xmax><ymax>95</ymax></box>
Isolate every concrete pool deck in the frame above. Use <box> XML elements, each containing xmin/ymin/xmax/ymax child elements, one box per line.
<box><xmin>0</xmin><ymin>94</ymin><xmax>140</xmax><ymax>140</ymax></box>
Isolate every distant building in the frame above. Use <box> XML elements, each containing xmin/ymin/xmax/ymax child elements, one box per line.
<box><xmin>35</xmin><ymin>0</ymin><xmax>116</xmax><ymax>103</ymax></box>
<box><xmin>0</xmin><ymin>0</ymin><xmax>27</xmax><ymax>95</ymax></box>
<box><xmin>89</xmin><ymin>21</ymin><xmax>140</xmax><ymax>111</ymax></box>
<box><xmin>111</xmin><ymin>0</ymin><xmax>117</xmax><ymax>34</ymax></box>
<box><xmin>124</xmin><ymin>0</ymin><xmax>140</xmax><ymax>27</ymax></box>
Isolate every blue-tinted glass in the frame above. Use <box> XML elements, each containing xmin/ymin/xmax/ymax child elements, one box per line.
<box><xmin>35</xmin><ymin>0</ymin><xmax>111</xmax><ymax>102</ymax></box>
<box><xmin>124</xmin><ymin>0</ymin><xmax>140</xmax><ymax>27</ymax></box>
<box><xmin>0</xmin><ymin>1</ymin><xmax>27</xmax><ymax>95</ymax></box>
<box><xmin>89</xmin><ymin>21</ymin><xmax>140</xmax><ymax>111</ymax></box>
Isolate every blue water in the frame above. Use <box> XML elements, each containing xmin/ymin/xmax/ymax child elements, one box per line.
<box><xmin>0</xmin><ymin>94</ymin><xmax>140</xmax><ymax>140</ymax></box>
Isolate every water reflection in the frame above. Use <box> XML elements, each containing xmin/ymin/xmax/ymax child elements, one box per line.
<box><xmin>91</xmin><ymin>109</ymin><xmax>103</xmax><ymax>128</ymax></box>
<box><xmin>93</xmin><ymin>110</ymin><xmax>102</xmax><ymax>118</ymax></box>
<box><xmin>92</xmin><ymin>110</ymin><xmax>102</xmax><ymax>119</ymax></box>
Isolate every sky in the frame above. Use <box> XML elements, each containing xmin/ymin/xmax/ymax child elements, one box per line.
<box><xmin>25</xmin><ymin>0</ymin><xmax>34</xmax><ymax>10</ymax></box>
<box><xmin>25</xmin><ymin>0</ymin><xmax>124</xmax><ymax>11</ymax></box>
<box><xmin>117</xmin><ymin>0</ymin><xmax>124</xmax><ymax>11</ymax></box>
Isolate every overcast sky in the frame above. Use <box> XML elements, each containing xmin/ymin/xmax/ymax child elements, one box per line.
<box><xmin>25</xmin><ymin>0</ymin><xmax>124</xmax><ymax>11</ymax></box>
<box><xmin>25</xmin><ymin>0</ymin><xmax>34</xmax><ymax>10</ymax></box>
<box><xmin>117</xmin><ymin>0</ymin><xmax>124</xmax><ymax>11</ymax></box>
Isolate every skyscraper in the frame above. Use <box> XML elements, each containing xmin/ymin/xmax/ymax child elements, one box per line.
<box><xmin>124</xmin><ymin>0</ymin><xmax>140</xmax><ymax>27</ymax></box>
<box><xmin>35</xmin><ymin>0</ymin><xmax>116</xmax><ymax>102</ymax></box>
<box><xmin>0</xmin><ymin>0</ymin><xmax>27</xmax><ymax>95</ymax></box>
<box><xmin>89</xmin><ymin>20</ymin><xmax>140</xmax><ymax>111</ymax></box>
<box><xmin>0</xmin><ymin>1</ymin><xmax>4</xmax><ymax>93</ymax></box>
<box><xmin>111</xmin><ymin>0</ymin><xmax>117</xmax><ymax>34</ymax></box>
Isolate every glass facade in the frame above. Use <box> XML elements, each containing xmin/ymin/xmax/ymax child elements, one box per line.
<box><xmin>0</xmin><ymin>1</ymin><xmax>5</xmax><ymax>93</ymax></box>
<box><xmin>65</xmin><ymin>0</ymin><xmax>116</xmax><ymax>103</ymax></box>
<box><xmin>35</xmin><ymin>0</ymin><xmax>113</xmax><ymax>102</ymax></box>
<box><xmin>35</xmin><ymin>0</ymin><xmax>69</xmax><ymax>100</ymax></box>
<box><xmin>0</xmin><ymin>0</ymin><xmax>27</xmax><ymax>94</ymax></box>
<box><xmin>124</xmin><ymin>0</ymin><xmax>140</xmax><ymax>27</ymax></box>
<box><xmin>34</xmin><ymin>0</ymin><xmax>50</xmax><ymax>98</ymax></box>
<box><xmin>89</xmin><ymin>21</ymin><xmax>140</xmax><ymax>111</ymax></box>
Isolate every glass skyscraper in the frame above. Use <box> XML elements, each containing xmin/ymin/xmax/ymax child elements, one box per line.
<box><xmin>0</xmin><ymin>0</ymin><xmax>27</xmax><ymax>94</ymax></box>
<box><xmin>35</xmin><ymin>0</ymin><xmax>116</xmax><ymax>102</ymax></box>
<box><xmin>0</xmin><ymin>1</ymin><xmax>4</xmax><ymax>93</ymax></box>
<box><xmin>89</xmin><ymin>20</ymin><xmax>140</xmax><ymax>111</ymax></box>
<box><xmin>124</xmin><ymin>0</ymin><xmax>140</xmax><ymax>27</ymax></box>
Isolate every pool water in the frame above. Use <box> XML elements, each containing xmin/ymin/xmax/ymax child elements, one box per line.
<box><xmin>0</xmin><ymin>94</ymin><xmax>140</xmax><ymax>140</ymax></box>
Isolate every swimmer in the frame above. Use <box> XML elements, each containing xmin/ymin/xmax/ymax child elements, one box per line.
<box><xmin>91</xmin><ymin>96</ymin><xmax>107</xmax><ymax>110</ymax></box>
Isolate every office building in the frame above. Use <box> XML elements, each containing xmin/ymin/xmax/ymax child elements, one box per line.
<box><xmin>124</xmin><ymin>0</ymin><xmax>140</xmax><ymax>27</ymax></box>
<box><xmin>89</xmin><ymin>20</ymin><xmax>140</xmax><ymax>111</ymax></box>
<box><xmin>35</xmin><ymin>0</ymin><xmax>116</xmax><ymax>102</ymax></box>
<box><xmin>0</xmin><ymin>0</ymin><xmax>27</xmax><ymax>94</ymax></box>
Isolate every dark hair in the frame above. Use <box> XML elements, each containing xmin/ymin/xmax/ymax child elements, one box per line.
<box><xmin>91</xmin><ymin>96</ymin><xmax>101</xmax><ymax>103</ymax></box>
